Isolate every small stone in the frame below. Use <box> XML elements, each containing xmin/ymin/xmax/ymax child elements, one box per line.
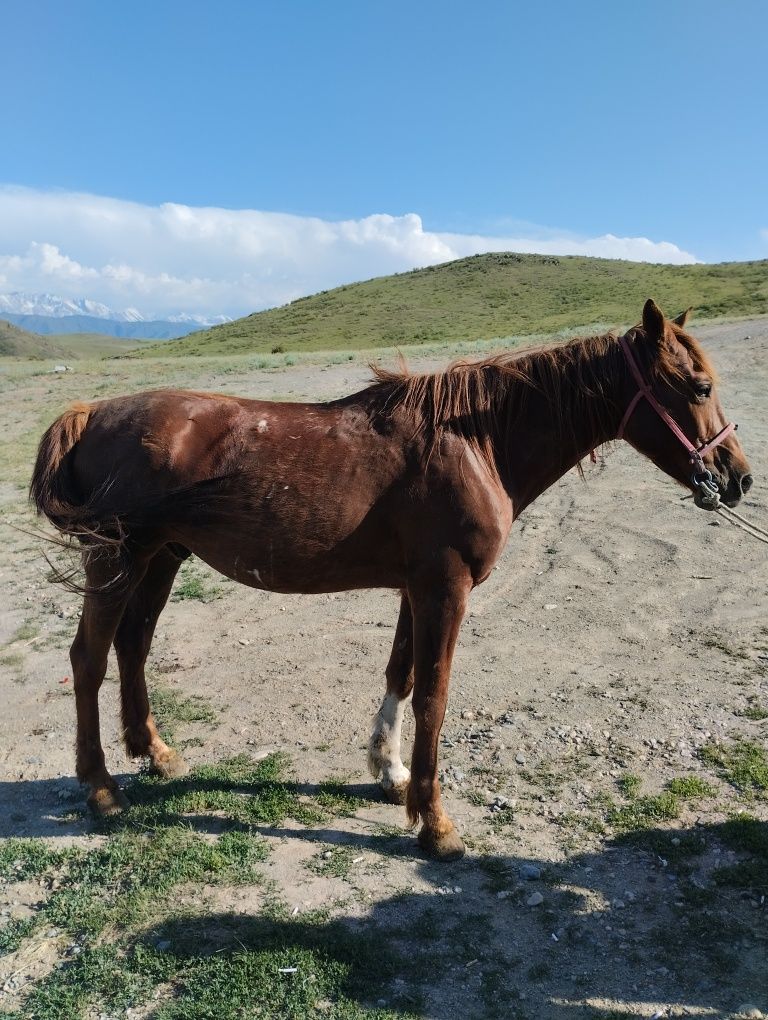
<box><xmin>515</xmin><ymin>752</ymin><xmax>526</xmax><ymax>765</ymax></box>
<box><xmin>544</xmin><ymin>603</ymin><xmax>558</xmax><ymax>610</ymax></box>
<box><xmin>736</xmin><ymin>1007</ymin><xmax>764</xmax><ymax>1019</ymax></box>
<box><xmin>461</xmin><ymin>710</ymin><xmax>475</xmax><ymax>720</ymax></box>
<box><xmin>526</xmin><ymin>891</ymin><xmax>544</xmax><ymax>907</ymax></box>
<box><xmin>519</xmin><ymin>864</ymin><xmax>542</xmax><ymax>881</ymax></box>
<box><xmin>155</xmin><ymin>939</ymin><xmax>171</xmax><ymax>951</ymax></box>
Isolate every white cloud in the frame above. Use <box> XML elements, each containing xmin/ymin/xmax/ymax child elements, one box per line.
<box><xmin>0</xmin><ymin>185</ymin><xmax>699</xmax><ymax>319</ymax></box>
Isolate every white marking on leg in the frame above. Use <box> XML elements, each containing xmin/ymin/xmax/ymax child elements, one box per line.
<box><xmin>368</xmin><ymin>691</ymin><xmax>411</xmax><ymax>790</ymax></box>
<box><xmin>257</xmin><ymin>419</ymin><xmax>268</xmax><ymax>433</ymax></box>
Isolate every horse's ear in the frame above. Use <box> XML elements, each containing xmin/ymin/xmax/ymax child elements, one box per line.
<box><xmin>672</xmin><ymin>307</ymin><xmax>693</xmax><ymax>329</ymax></box>
<box><xmin>642</xmin><ymin>298</ymin><xmax>665</xmax><ymax>340</ymax></box>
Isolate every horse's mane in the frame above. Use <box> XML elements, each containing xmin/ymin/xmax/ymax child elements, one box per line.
<box><xmin>369</xmin><ymin>324</ymin><xmax>717</xmax><ymax>476</ymax></box>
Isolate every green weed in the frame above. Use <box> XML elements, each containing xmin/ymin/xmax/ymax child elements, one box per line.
<box><xmin>607</xmin><ymin>792</ymin><xmax>680</xmax><ymax>831</ymax></box>
<box><xmin>315</xmin><ymin>779</ymin><xmax>365</xmax><ymax>817</ymax></box>
<box><xmin>667</xmin><ymin>775</ymin><xmax>717</xmax><ymax>799</ymax></box>
<box><xmin>149</xmin><ymin>683</ymin><xmax>218</xmax><ymax>745</ymax></box>
<box><xmin>738</xmin><ymin>702</ymin><xmax>768</xmax><ymax>721</ymax></box>
<box><xmin>171</xmin><ymin>561</ymin><xmax>224</xmax><ymax>603</ymax></box>
<box><xmin>307</xmin><ymin>845</ymin><xmax>357</xmax><ymax>880</ymax></box>
<box><xmin>700</xmin><ymin>740</ymin><xmax>768</xmax><ymax>796</ymax></box>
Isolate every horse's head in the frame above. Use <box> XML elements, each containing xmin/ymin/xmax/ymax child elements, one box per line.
<box><xmin>619</xmin><ymin>299</ymin><xmax>752</xmax><ymax>509</ymax></box>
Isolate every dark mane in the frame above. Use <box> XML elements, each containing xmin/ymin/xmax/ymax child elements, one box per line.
<box><xmin>370</xmin><ymin>330</ymin><xmax>627</xmax><ymax>475</ymax></box>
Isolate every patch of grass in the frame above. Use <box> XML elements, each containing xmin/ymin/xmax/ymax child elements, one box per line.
<box><xmin>307</xmin><ymin>845</ymin><xmax>357</xmax><ymax>880</ymax></box>
<box><xmin>314</xmin><ymin>779</ymin><xmax>365</xmax><ymax>817</ymax></box>
<box><xmin>555</xmin><ymin>810</ymin><xmax>606</xmax><ymax>838</ymax></box>
<box><xmin>614</xmin><ymin>827</ymin><xmax>707</xmax><ymax>864</ymax></box>
<box><xmin>607</xmin><ymin>792</ymin><xmax>681</xmax><ymax>831</ymax></box>
<box><xmin>617</xmin><ymin>773</ymin><xmax>641</xmax><ymax>798</ymax></box>
<box><xmin>477</xmin><ymin>856</ymin><xmax>515</xmax><ymax>894</ymax></box>
<box><xmin>4</xmin><ymin>620</ymin><xmax>39</xmax><ymax>645</ymax></box>
<box><xmin>149</xmin><ymin>684</ymin><xmax>218</xmax><ymax>745</ymax></box>
<box><xmin>0</xmin><ymin>839</ymin><xmax>77</xmax><ymax>880</ymax></box>
<box><xmin>0</xmin><ymin>916</ymin><xmax>38</xmax><ymax>955</ymax></box>
<box><xmin>700</xmin><ymin>739</ymin><xmax>768</xmax><ymax>796</ymax></box>
<box><xmin>116</xmin><ymin>753</ymin><xmax>323</xmax><ymax>830</ymax></box>
<box><xmin>712</xmin><ymin>814</ymin><xmax>768</xmax><ymax>895</ymax></box>
<box><xmin>738</xmin><ymin>702</ymin><xmax>768</xmax><ymax>721</ymax></box>
<box><xmin>489</xmin><ymin>805</ymin><xmax>516</xmax><ymax>832</ymax></box>
<box><xmin>171</xmin><ymin>561</ymin><xmax>225</xmax><ymax>603</ymax></box>
<box><xmin>667</xmin><ymin>775</ymin><xmax>717</xmax><ymax>799</ymax></box>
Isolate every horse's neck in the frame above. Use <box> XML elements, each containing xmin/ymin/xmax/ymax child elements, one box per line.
<box><xmin>492</xmin><ymin>348</ymin><xmax>624</xmax><ymax>512</ymax></box>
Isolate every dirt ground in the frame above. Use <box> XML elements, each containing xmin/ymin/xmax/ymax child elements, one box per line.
<box><xmin>1</xmin><ymin>319</ymin><xmax>767</xmax><ymax>1019</ymax></box>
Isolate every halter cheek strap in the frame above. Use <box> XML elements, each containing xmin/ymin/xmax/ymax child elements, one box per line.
<box><xmin>617</xmin><ymin>334</ymin><xmax>737</xmax><ymax>491</ymax></box>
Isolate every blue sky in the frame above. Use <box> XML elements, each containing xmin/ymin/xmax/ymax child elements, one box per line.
<box><xmin>1</xmin><ymin>1</ymin><xmax>766</xmax><ymax>318</ymax></box>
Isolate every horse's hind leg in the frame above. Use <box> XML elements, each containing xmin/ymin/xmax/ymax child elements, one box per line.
<box><xmin>71</xmin><ymin>549</ymin><xmax>147</xmax><ymax>815</ymax></box>
<box><xmin>368</xmin><ymin>592</ymin><xmax>414</xmax><ymax>804</ymax></box>
<box><xmin>113</xmin><ymin>545</ymin><xmax>189</xmax><ymax>779</ymax></box>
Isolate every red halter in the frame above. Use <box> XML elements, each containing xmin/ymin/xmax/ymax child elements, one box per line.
<box><xmin>616</xmin><ymin>334</ymin><xmax>736</xmax><ymax>501</ymax></box>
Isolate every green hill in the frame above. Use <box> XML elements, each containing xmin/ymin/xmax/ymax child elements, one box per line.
<box><xmin>140</xmin><ymin>252</ymin><xmax>768</xmax><ymax>358</ymax></box>
<box><xmin>0</xmin><ymin>320</ymin><xmax>149</xmax><ymax>360</ymax></box>
<box><xmin>0</xmin><ymin>319</ymin><xmax>69</xmax><ymax>359</ymax></box>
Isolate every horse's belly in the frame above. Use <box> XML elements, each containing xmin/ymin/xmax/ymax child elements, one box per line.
<box><xmin>171</xmin><ymin>510</ymin><xmax>406</xmax><ymax>594</ymax></box>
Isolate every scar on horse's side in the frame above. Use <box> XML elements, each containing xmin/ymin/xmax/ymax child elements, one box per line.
<box><xmin>30</xmin><ymin>300</ymin><xmax>752</xmax><ymax>859</ymax></box>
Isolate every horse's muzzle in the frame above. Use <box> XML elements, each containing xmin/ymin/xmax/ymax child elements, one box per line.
<box><xmin>702</xmin><ymin>468</ymin><xmax>754</xmax><ymax>509</ymax></box>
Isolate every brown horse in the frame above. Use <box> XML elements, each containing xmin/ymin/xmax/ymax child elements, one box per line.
<box><xmin>30</xmin><ymin>299</ymin><xmax>752</xmax><ymax>860</ymax></box>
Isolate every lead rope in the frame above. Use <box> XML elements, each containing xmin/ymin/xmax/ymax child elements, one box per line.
<box><xmin>680</xmin><ymin>493</ymin><xmax>768</xmax><ymax>547</ymax></box>
<box><xmin>714</xmin><ymin>503</ymin><xmax>768</xmax><ymax>546</ymax></box>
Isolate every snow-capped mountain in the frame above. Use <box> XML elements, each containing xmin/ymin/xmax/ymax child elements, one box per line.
<box><xmin>166</xmin><ymin>312</ymin><xmax>232</xmax><ymax>325</ymax></box>
<box><xmin>0</xmin><ymin>292</ymin><xmax>231</xmax><ymax>326</ymax></box>
<box><xmin>0</xmin><ymin>292</ymin><xmax>143</xmax><ymax>321</ymax></box>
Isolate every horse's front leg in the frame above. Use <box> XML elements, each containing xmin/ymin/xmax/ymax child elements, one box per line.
<box><xmin>368</xmin><ymin>592</ymin><xmax>414</xmax><ymax>804</ymax></box>
<box><xmin>406</xmin><ymin>574</ymin><xmax>470</xmax><ymax>861</ymax></box>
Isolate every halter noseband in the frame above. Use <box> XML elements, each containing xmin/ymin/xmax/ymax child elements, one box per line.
<box><xmin>617</xmin><ymin>334</ymin><xmax>737</xmax><ymax>507</ymax></box>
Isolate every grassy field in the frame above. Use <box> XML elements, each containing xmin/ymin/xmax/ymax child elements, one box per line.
<box><xmin>139</xmin><ymin>252</ymin><xmax>768</xmax><ymax>357</ymax></box>
<box><xmin>44</xmin><ymin>333</ymin><xmax>147</xmax><ymax>359</ymax></box>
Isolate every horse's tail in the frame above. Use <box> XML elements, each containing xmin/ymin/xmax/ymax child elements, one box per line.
<box><xmin>30</xmin><ymin>402</ymin><xmax>91</xmax><ymax>530</ymax></box>
<box><xmin>29</xmin><ymin>401</ymin><xmax>120</xmax><ymax>549</ymax></box>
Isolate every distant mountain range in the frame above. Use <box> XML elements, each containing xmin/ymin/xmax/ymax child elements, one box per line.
<box><xmin>0</xmin><ymin>292</ymin><xmax>231</xmax><ymax>339</ymax></box>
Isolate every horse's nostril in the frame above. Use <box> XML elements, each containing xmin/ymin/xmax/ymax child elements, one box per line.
<box><xmin>741</xmin><ymin>473</ymin><xmax>754</xmax><ymax>494</ymax></box>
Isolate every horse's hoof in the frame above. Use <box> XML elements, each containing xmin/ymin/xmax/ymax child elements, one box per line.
<box><xmin>381</xmin><ymin>780</ymin><xmax>409</xmax><ymax>805</ymax></box>
<box><xmin>88</xmin><ymin>785</ymin><xmax>128</xmax><ymax>816</ymax></box>
<box><xmin>152</xmin><ymin>752</ymin><xmax>190</xmax><ymax>779</ymax></box>
<box><xmin>418</xmin><ymin>824</ymin><xmax>466</xmax><ymax>862</ymax></box>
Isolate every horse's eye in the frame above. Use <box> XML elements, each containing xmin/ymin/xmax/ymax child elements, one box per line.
<box><xmin>694</xmin><ymin>383</ymin><xmax>712</xmax><ymax>399</ymax></box>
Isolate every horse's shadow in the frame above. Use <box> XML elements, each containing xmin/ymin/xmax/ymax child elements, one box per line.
<box><xmin>127</xmin><ymin>823</ymin><xmax>766</xmax><ymax>1019</ymax></box>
